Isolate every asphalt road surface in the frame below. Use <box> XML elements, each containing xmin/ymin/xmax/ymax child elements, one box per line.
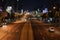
<box><xmin>0</xmin><ymin>20</ymin><xmax>34</xmax><ymax>40</ymax></box>
<box><xmin>0</xmin><ymin>19</ymin><xmax>60</xmax><ymax>40</ymax></box>
<box><xmin>31</xmin><ymin>20</ymin><xmax>60</xmax><ymax>40</ymax></box>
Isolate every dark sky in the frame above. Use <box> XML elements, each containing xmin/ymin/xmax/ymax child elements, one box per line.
<box><xmin>22</xmin><ymin>0</ymin><xmax>60</xmax><ymax>10</ymax></box>
<box><xmin>0</xmin><ymin>0</ymin><xmax>60</xmax><ymax>10</ymax></box>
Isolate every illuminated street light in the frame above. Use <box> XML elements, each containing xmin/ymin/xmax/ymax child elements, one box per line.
<box><xmin>21</xmin><ymin>9</ymin><xmax>23</xmax><ymax>14</ymax></box>
<box><xmin>36</xmin><ymin>11</ymin><xmax>38</xmax><ymax>15</ymax></box>
<box><xmin>6</xmin><ymin>6</ymin><xmax>12</xmax><ymax>13</ymax></box>
<box><xmin>42</xmin><ymin>8</ymin><xmax>48</xmax><ymax>13</ymax></box>
<box><xmin>22</xmin><ymin>18</ymin><xmax>27</xmax><ymax>22</ymax></box>
<box><xmin>53</xmin><ymin>6</ymin><xmax>56</xmax><ymax>9</ymax></box>
<box><xmin>26</xmin><ymin>12</ymin><xmax>30</xmax><ymax>15</ymax></box>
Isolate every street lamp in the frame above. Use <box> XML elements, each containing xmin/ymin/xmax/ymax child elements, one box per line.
<box><xmin>53</xmin><ymin>6</ymin><xmax>56</xmax><ymax>9</ymax></box>
<box><xmin>6</xmin><ymin>6</ymin><xmax>12</xmax><ymax>14</ymax></box>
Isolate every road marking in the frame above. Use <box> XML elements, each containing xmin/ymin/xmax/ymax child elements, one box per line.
<box><xmin>20</xmin><ymin>22</ymin><xmax>34</xmax><ymax>40</ymax></box>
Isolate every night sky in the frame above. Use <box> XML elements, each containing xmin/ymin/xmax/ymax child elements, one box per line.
<box><xmin>22</xmin><ymin>0</ymin><xmax>60</xmax><ymax>10</ymax></box>
<box><xmin>0</xmin><ymin>0</ymin><xmax>60</xmax><ymax>11</ymax></box>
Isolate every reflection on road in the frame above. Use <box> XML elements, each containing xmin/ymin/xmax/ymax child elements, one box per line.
<box><xmin>0</xmin><ymin>19</ymin><xmax>60</xmax><ymax>40</ymax></box>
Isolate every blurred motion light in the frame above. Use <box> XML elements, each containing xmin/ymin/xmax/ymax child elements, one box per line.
<box><xmin>37</xmin><ymin>9</ymin><xmax>40</xmax><ymax>12</ymax></box>
<box><xmin>0</xmin><ymin>9</ymin><xmax>2</xmax><ymax>12</ymax></box>
<box><xmin>24</xmin><ymin>19</ymin><xmax>27</xmax><ymax>22</ymax></box>
<box><xmin>43</xmin><ymin>8</ymin><xmax>48</xmax><ymax>14</ymax></box>
<box><xmin>36</xmin><ymin>11</ymin><xmax>38</xmax><ymax>15</ymax></box>
<box><xmin>2</xmin><ymin>25</ymin><xmax>7</xmax><ymax>28</ymax></box>
<box><xmin>49</xmin><ymin>27</ymin><xmax>54</xmax><ymax>32</ymax></box>
<box><xmin>6</xmin><ymin>6</ymin><xmax>12</xmax><ymax>13</ymax></box>
<box><xmin>21</xmin><ymin>9</ymin><xmax>23</xmax><ymax>14</ymax></box>
<box><xmin>22</xmin><ymin>18</ymin><xmax>27</xmax><ymax>22</ymax></box>
<box><xmin>26</xmin><ymin>12</ymin><xmax>30</xmax><ymax>15</ymax></box>
<box><xmin>53</xmin><ymin>6</ymin><xmax>56</xmax><ymax>9</ymax></box>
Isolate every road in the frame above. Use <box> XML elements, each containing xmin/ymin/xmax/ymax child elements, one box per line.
<box><xmin>31</xmin><ymin>20</ymin><xmax>60</xmax><ymax>40</ymax></box>
<box><xmin>0</xmin><ymin>13</ymin><xmax>60</xmax><ymax>40</ymax></box>
<box><xmin>0</xmin><ymin>20</ymin><xmax>25</xmax><ymax>40</ymax></box>
<box><xmin>0</xmin><ymin>19</ymin><xmax>34</xmax><ymax>40</ymax></box>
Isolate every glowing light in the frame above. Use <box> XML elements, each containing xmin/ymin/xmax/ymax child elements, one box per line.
<box><xmin>53</xmin><ymin>7</ymin><xmax>56</xmax><ymax>9</ymax></box>
<box><xmin>49</xmin><ymin>18</ymin><xmax>52</xmax><ymax>21</ymax></box>
<box><xmin>2</xmin><ymin>25</ymin><xmax>7</xmax><ymax>29</ymax></box>
<box><xmin>0</xmin><ymin>9</ymin><xmax>2</xmax><ymax>12</ymax></box>
<box><xmin>49</xmin><ymin>27</ymin><xmax>54</xmax><ymax>32</ymax></box>
<box><xmin>6</xmin><ymin>6</ymin><xmax>12</xmax><ymax>13</ymax></box>
<box><xmin>21</xmin><ymin>9</ymin><xmax>23</xmax><ymax>14</ymax></box>
<box><xmin>26</xmin><ymin>12</ymin><xmax>30</xmax><ymax>15</ymax></box>
<box><xmin>24</xmin><ymin>19</ymin><xmax>27</xmax><ymax>22</ymax></box>
<box><xmin>22</xmin><ymin>18</ymin><xmax>27</xmax><ymax>22</ymax></box>
<box><xmin>43</xmin><ymin>8</ymin><xmax>48</xmax><ymax>13</ymax></box>
<box><xmin>37</xmin><ymin>9</ymin><xmax>40</xmax><ymax>11</ymax></box>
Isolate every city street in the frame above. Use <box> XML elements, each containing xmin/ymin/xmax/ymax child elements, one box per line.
<box><xmin>31</xmin><ymin>20</ymin><xmax>60</xmax><ymax>40</ymax></box>
<box><xmin>0</xmin><ymin>0</ymin><xmax>60</xmax><ymax>40</ymax></box>
<box><xmin>0</xmin><ymin>19</ymin><xmax>60</xmax><ymax>40</ymax></box>
<box><xmin>0</xmin><ymin>20</ymin><xmax>26</xmax><ymax>40</ymax></box>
